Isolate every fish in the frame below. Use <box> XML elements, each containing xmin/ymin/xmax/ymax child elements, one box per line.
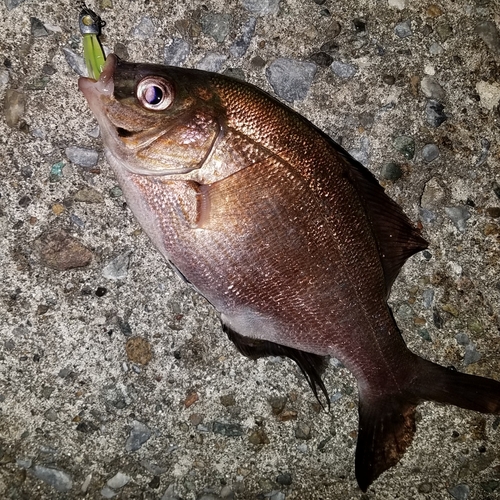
<box><xmin>78</xmin><ymin>54</ymin><xmax>500</xmax><ymax>491</ymax></box>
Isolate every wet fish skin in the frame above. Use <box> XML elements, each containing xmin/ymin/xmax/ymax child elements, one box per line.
<box><xmin>79</xmin><ymin>55</ymin><xmax>500</xmax><ymax>491</ymax></box>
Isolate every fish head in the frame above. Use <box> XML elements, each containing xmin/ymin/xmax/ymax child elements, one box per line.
<box><xmin>78</xmin><ymin>54</ymin><xmax>224</xmax><ymax>177</ymax></box>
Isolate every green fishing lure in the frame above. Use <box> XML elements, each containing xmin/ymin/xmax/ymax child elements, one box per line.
<box><xmin>79</xmin><ymin>4</ymin><xmax>106</xmax><ymax>80</ymax></box>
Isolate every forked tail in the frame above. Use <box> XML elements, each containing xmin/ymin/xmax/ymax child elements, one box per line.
<box><xmin>355</xmin><ymin>357</ymin><xmax>500</xmax><ymax>491</ymax></box>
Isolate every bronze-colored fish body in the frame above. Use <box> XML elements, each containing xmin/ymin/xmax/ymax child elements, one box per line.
<box><xmin>79</xmin><ymin>55</ymin><xmax>500</xmax><ymax>491</ymax></box>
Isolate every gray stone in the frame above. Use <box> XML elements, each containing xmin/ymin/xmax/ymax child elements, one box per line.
<box><xmin>63</xmin><ymin>47</ymin><xmax>87</xmax><ymax>77</ymax></box>
<box><xmin>213</xmin><ymin>422</ymin><xmax>243</xmax><ymax>437</ymax></box>
<box><xmin>393</xmin><ymin>135</ymin><xmax>415</xmax><ymax>159</ymax></box>
<box><xmin>330</xmin><ymin>61</ymin><xmax>358</xmax><ymax>79</ymax></box>
<box><xmin>65</xmin><ymin>146</ymin><xmax>99</xmax><ymax>167</ymax></box>
<box><xmin>200</xmin><ymin>12</ymin><xmax>232</xmax><ymax>43</ymax></box>
<box><xmin>436</xmin><ymin>22</ymin><xmax>453</xmax><ymax>42</ymax></box>
<box><xmin>475</xmin><ymin>21</ymin><xmax>500</xmax><ymax>61</ymax></box>
<box><xmin>74</xmin><ymin>188</ymin><xmax>104</xmax><ymax>203</ymax></box>
<box><xmin>463</xmin><ymin>344</ymin><xmax>481</xmax><ymax>366</ymax></box>
<box><xmin>30</xmin><ymin>17</ymin><xmax>48</xmax><ymax>37</ymax></box>
<box><xmin>195</xmin><ymin>53</ymin><xmax>228</xmax><ymax>72</ymax></box>
<box><xmin>429</xmin><ymin>42</ymin><xmax>444</xmax><ymax>55</ymax></box>
<box><xmin>348</xmin><ymin>136</ymin><xmax>370</xmax><ymax>165</ymax></box>
<box><xmin>107</xmin><ymin>472</ymin><xmax>130</xmax><ymax>489</ymax></box>
<box><xmin>102</xmin><ymin>251</ymin><xmax>132</xmax><ymax>280</ymax></box>
<box><xmin>266</xmin><ymin>58</ymin><xmax>317</xmax><ymax>103</ymax></box>
<box><xmin>449</xmin><ymin>483</ymin><xmax>470</xmax><ymax>500</ymax></box>
<box><xmin>125</xmin><ymin>420</ymin><xmax>152</xmax><ymax>452</ymax></box>
<box><xmin>395</xmin><ymin>21</ymin><xmax>412</xmax><ymax>38</ymax></box>
<box><xmin>241</xmin><ymin>0</ymin><xmax>280</xmax><ymax>15</ymax></box>
<box><xmin>420</xmin><ymin>76</ymin><xmax>445</xmax><ymax>100</ymax></box>
<box><xmin>426</xmin><ymin>100</ymin><xmax>447</xmax><ymax>127</ymax></box>
<box><xmin>32</xmin><ymin>466</ymin><xmax>73</xmax><ymax>492</ymax></box>
<box><xmin>422</xmin><ymin>289</ymin><xmax>434</xmax><ymax>309</ymax></box>
<box><xmin>230</xmin><ymin>18</ymin><xmax>256</xmax><ymax>58</ymax></box>
<box><xmin>4</xmin><ymin>0</ymin><xmax>26</xmax><ymax>9</ymax></box>
<box><xmin>445</xmin><ymin>206</ymin><xmax>471</xmax><ymax>232</ymax></box>
<box><xmin>455</xmin><ymin>333</ymin><xmax>470</xmax><ymax>346</ymax></box>
<box><xmin>422</xmin><ymin>144</ymin><xmax>440</xmax><ymax>163</ymax></box>
<box><xmin>101</xmin><ymin>486</ymin><xmax>117</xmax><ymax>498</ymax></box>
<box><xmin>161</xmin><ymin>483</ymin><xmax>181</xmax><ymax>500</ymax></box>
<box><xmin>131</xmin><ymin>17</ymin><xmax>155</xmax><ymax>39</ymax></box>
<box><xmin>16</xmin><ymin>457</ymin><xmax>32</xmax><ymax>468</ymax></box>
<box><xmin>4</xmin><ymin>89</ymin><xmax>26</xmax><ymax>128</ymax></box>
<box><xmin>295</xmin><ymin>422</ymin><xmax>311</xmax><ymax>440</ymax></box>
<box><xmin>164</xmin><ymin>38</ymin><xmax>190</xmax><ymax>66</ymax></box>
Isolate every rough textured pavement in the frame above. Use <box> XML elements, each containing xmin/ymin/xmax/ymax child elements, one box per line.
<box><xmin>1</xmin><ymin>0</ymin><xmax>500</xmax><ymax>499</ymax></box>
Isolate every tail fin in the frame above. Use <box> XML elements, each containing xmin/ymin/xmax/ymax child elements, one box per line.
<box><xmin>355</xmin><ymin>357</ymin><xmax>500</xmax><ymax>491</ymax></box>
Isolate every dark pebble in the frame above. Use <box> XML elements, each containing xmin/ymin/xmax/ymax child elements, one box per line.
<box><xmin>251</xmin><ymin>56</ymin><xmax>266</xmax><ymax>68</ymax></box>
<box><xmin>114</xmin><ymin>42</ymin><xmax>129</xmax><ymax>61</ymax></box>
<box><xmin>422</xmin><ymin>250</ymin><xmax>432</xmax><ymax>260</ymax></box>
<box><xmin>213</xmin><ymin>422</ymin><xmax>243</xmax><ymax>437</ymax></box>
<box><xmin>276</xmin><ymin>473</ymin><xmax>292</xmax><ymax>486</ymax></box>
<box><xmin>426</xmin><ymin>100</ymin><xmax>447</xmax><ymax>127</ymax></box>
<box><xmin>492</xmin><ymin>182</ymin><xmax>500</xmax><ymax>200</ymax></box>
<box><xmin>352</xmin><ymin>18</ymin><xmax>366</xmax><ymax>32</ymax></box>
<box><xmin>433</xmin><ymin>309</ymin><xmax>444</xmax><ymax>329</ymax></box>
<box><xmin>95</xmin><ymin>287</ymin><xmax>107</xmax><ymax>297</ymax></box>
<box><xmin>149</xmin><ymin>476</ymin><xmax>161</xmax><ymax>489</ymax></box>
<box><xmin>42</xmin><ymin>64</ymin><xmax>57</xmax><ymax>76</ymax></box>
<box><xmin>380</xmin><ymin>162</ymin><xmax>402</xmax><ymax>181</ymax></box>
<box><xmin>486</xmin><ymin>207</ymin><xmax>500</xmax><ymax>218</ymax></box>
<box><xmin>320</xmin><ymin>40</ymin><xmax>339</xmax><ymax>53</ymax></box>
<box><xmin>18</xmin><ymin>195</ymin><xmax>31</xmax><ymax>207</ymax></box>
<box><xmin>382</xmin><ymin>74</ymin><xmax>395</xmax><ymax>85</ymax></box>
<box><xmin>309</xmin><ymin>51</ymin><xmax>333</xmax><ymax>67</ymax></box>
<box><xmin>30</xmin><ymin>17</ymin><xmax>48</xmax><ymax>37</ymax></box>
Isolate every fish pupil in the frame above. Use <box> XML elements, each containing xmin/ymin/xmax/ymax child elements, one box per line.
<box><xmin>144</xmin><ymin>85</ymin><xmax>163</xmax><ymax>105</ymax></box>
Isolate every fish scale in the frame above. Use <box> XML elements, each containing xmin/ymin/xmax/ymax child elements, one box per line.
<box><xmin>79</xmin><ymin>54</ymin><xmax>500</xmax><ymax>492</ymax></box>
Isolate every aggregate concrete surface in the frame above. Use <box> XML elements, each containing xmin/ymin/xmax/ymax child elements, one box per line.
<box><xmin>1</xmin><ymin>0</ymin><xmax>500</xmax><ymax>499</ymax></box>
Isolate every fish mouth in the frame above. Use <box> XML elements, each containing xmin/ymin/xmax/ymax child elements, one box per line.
<box><xmin>78</xmin><ymin>53</ymin><xmax>117</xmax><ymax>102</ymax></box>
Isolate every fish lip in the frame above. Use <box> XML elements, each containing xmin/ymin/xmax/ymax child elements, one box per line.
<box><xmin>78</xmin><ymin>53</ymin><xmax>117</xmax><ymax>96</ymax></box>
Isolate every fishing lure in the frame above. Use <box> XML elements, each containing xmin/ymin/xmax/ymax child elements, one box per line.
<box><xmin>78</xmin><ymin>3</ymin><xmax>106</xmax><ymax>80</ymax></box>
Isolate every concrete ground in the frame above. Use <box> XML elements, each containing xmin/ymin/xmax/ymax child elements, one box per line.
<box><xmin>1</xmin><ymin>0</ymin><xmax>500</xmax><ymax>499</ymax></box>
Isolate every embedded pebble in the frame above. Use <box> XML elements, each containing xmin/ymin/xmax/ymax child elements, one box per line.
<box><xmin>241</xmin><ymin>0</ymin><xmax>280</xmax><ymax>15</ymax></box>
<box><xmin>436</xmin><ymin>22</ymin><xmax>453</xmax><ymax>42</ymax></box>
<box><xmin>107</xmin><ymin>472</ymin><xmax>130</xmax><ymax>489</ymax></box>
<box><xmin>393</xmin><ymin>135</ymin><xmax>415</xmax><ymax>159</ymax></box>
<box><xmin>295</xmin><ymin>422</ymin><xmax>311</xmax><ymax>440</ymax></box>
<box><xmin>463</xmin><ymin>344</ymin><xmax>481</xmax><ymax>366</ymax></box>
<box><xmin>101</xmin><ymin>486</ymin><xmax>117</xmax><ymax>498</ymax></box>
<box><xmin>421</xmin><ymin>144</ymin><xmax>439</xmax><ymax>162</ymax></box>
<box><xmin>36</xmin><ymin>229</ymin><xmax>93</xmax><ymax>271</ymax></box>
<box><xmin>269</xmin><ymin>492</ymin><xmax>285</xmax><ymax>500</ymax></box>
<box><xmin>230</xmin><ymin>18</ymin><xmax>256</xmax><ymax>58</ymax></box>
<box><xmin>74</xmin><ymin>188</ymin><xmax>104</xmax><ymax>203</ymax></box>
<box><xmin>131</xmin><ymin>17</ymin><xmax>155</xmax><ymax>39</ymax></box>
<box><xmin>445</xmin><ymin>206</ymin><xmax>471</xmax><ymax>232</ymax></box>
<box><xmin>475</xmin><ymin>21</ymin><xmax>500</xmax><ymax>61</ymax></box>
<box><xmin>126</xmin><ymin>337</ymin><xmax>152</xmax><ymax>365</ymax></box>
<box><xmin>49</xmin><ymin>161</ymin><xmax>64</xmax><ymax>182</ymax></box>
<box><xmin>162</xmin><ymin>483</ymin><xmax>181</xmax><ymax>500</ymax></box>
<box><xmin>420</xmin><ymin>76</ymin><xmax>445</xmax><ymax>100</ymax></box>
<box><xmin>63</xmin><ymin>47</ymin><xmax>87</xmax><ymax>77</ymax></box>
<box><xmin>348</xmin><ymin>136</ymin><xmax>370</xmax><ymax>165</ymax></box>
<box><xmin>200</xmin><ymin>12</ymin><xmax>232</xmax><ymax>43</ymax></box>
<box><xmin>5</xmin><ymin>0</ymin><xmax>28</xmax><ymax>9</ymax></box>
<box><xmin>421</xmin><ymin>177</ymin><xmax>445</xmax><ymax>209</ymax></box>
<box><xmin>426</xmin><ymin>100</ymin><xmax>447</xmax><ymax>127</ymax></box>
<box><xmin>164</xmin><ymin>38</ymin><xmax>190</xmax><ymax>66</ymax></box>
<box><xmin>32</xmin><ymin>466</ymin><xmax>73</xmax><ymax>492</ymax></box>
<box><xmin>388</xmin><ymin>0</ymin><xmax>406</xmax><ymax>9</ymax></box>
<box><xmin>380</xmin><ymin>162</ymin><xmax>402</xmax><ymax>181</ymax></box>
<box><xmin>309</xmin><ymin>51</ymin><xmax>334</xmax><ymax>67</ymax></box>
<box><xmin>266</xmin><ymin>58</ymin><xmax>317</xmax><ymax>103</ymax></box>
<box><xmin>330</xmin><ymin>60</ymin><xmax>357</xmax><ymax>79</ymax></box>
<box><xmin>213</xmin><ymin>422</ymin><xmax>243</xmax><ymax>437</ymax></box>
<box><xmin>475</xmin><ymin>81</ymin><xmax>500</xmax><ymax>110</ymax></box>
<box><xmin>125</xmin><ymin>420</ymin><xmax>152</xmax><ymax>451</ymax></box>
<box><xmin>449</xmin><ymin>483</ymin><xmax>470</xmax><ymax>500</ymax></box>
<box><xmin>429</xmin><ymin>43</ymin><xmax>443</xmax><ymax>56</ymax></box>
<box><xmin>4</xmin><ymin>89</ymin><xmax>26</xmax><ymax>128</ymax></box>
<box><xmin>109</xmin><ymin>186</ymin><xmax>123</xmax><ymax>198</ymax></box>
<box><xmin>395</xmin><ymin>21</ymin><xmax>412</xmax><ymax>38</ymax></box>
<box><xmin>102</xmin><ymin>251</ymin><xmax>132</xmax><ymax>280</ymax></box>
<box><xmin>422</xmin><ymin>289</ymin><xmax>434</xmax><ymax>309</ymax></box>
<box><xmin>195</xmin><ymin>53</ymin><xmax>228</xmax><ymax>72</ymax></box>
<box><xmin>30</xmin><ymin>17</ymin><xmax>48</xmax><ymax>37</ymax></box>
<box><xmin>65</xmin><ymin>146</ymin><xmax>99</xmax><ymax>168</ymax></box>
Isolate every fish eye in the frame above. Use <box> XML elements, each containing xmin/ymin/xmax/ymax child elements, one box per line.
<box><xmin>136</xmin><ymin>77</ymin><xmax>174</xmax><ymax>111</ymax></box>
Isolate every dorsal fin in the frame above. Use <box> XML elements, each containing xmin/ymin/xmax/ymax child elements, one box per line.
<box><xmin>338</xmin><ymin>150</ymin><xmax>428</xmax><ymax>295</ymax></box>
